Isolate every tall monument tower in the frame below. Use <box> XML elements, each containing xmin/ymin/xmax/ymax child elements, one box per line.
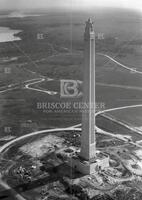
<box><xmin>80</xmin><ymin>18</ymin><xmax>96</xmax><ymax>161</ymax></box>
<box><xmin>67</xmin><ymin>18</ymin><xmax>109</xmax><ymax>175</ymax></box>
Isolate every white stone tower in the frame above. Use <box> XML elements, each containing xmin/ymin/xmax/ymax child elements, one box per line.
<box><xmin>67</xmin><ymin>18</ymin><xmax>109</xmax><ymax>175</ymax></box>
<box><xmin>80</xmin><ymin>18</ymin><xmax>96</xmax><ymax>161</ymax></box>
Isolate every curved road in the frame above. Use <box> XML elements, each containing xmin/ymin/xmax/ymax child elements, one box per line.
<box><xmin>25</xmin><ymin>78</ymin><xmax>57</xmax><ymax>95</ymax></box>
<box><xmin>98</xmin><ymin>53</ymin><xmax>142</xmax><ymax>74</ymax></box>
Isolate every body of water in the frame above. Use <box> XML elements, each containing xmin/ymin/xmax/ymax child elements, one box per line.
<box><xmin>0</xmin><ymin>27</ymin><xmax>21</xmax><ymax>43</ymax></box>
<box><xmin>0</xmin><ymin>12</ymin><xmax>41</xmax><ymax>19</ymax></box>
<box><xmin>8</xmin><ymin>12</ymin><xmax>41</xmax><ymax>18</ymax></box>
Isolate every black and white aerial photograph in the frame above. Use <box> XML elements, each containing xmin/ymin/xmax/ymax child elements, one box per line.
<box><xmin>0</xmin><ymin>0</ymin><xmax>142</xmax><ymax>199</ymax></box>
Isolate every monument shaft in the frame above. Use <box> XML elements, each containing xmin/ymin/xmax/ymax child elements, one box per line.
<box><xmin>80</xmin><ymin>19</ymin><xmax>96</xmax><ymax>160</ymax></box>
<box><xmin>67</xmin><ymin>19</ymin><xmax>109</xmax><ymax>174</ymax></box>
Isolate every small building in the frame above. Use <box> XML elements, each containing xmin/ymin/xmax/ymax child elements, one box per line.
<box><xmin>96</xmin><ymin>152</ymin><xmax>110</xmax><ymax>170</ymax></box>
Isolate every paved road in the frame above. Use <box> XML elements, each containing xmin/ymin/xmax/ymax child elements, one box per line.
<box><xmin>96</xmin><ymin>82</ymin><xmax>142</xmax><ymax>91</ymax></box>
<box><xmin>0</xmin><ymin>78</ymin><xmax>43</xmax><ymax>94</ymax></box>
<box><xmin>25</xmin><ymin>78</ymin><xmax>57</xmax><ymax>95</ymax></box>
<box><xmin>98</xmin><ymin>53</ymin><xmax>142</xmax><ymax>74</ymax></box>
<box><xmin>0</xmin><ymin>127</ymin><xmax>81</xmax><ymax>153</ymax></box>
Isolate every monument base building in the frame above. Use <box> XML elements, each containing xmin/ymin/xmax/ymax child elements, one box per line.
<box><xmin>67</xmin><ymin>151</ymin><xmax>109</xmax><ymax>175</ymax></box>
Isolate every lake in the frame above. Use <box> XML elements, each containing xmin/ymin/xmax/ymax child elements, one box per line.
<box><xmin>0</xmin><ymin>27</ymin><xmax>21</xmax><ymax>43</ymax></box>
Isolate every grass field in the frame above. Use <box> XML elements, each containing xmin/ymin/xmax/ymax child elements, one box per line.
<box><xmin>96</xmin><ymin>115</ymin><xmax>142</xmax><ymax>142</ymax></box>
<box><xmin>106</xmin><ymin>107</ymin><xmax>142</xmax><ymax>128</ymax></box>
<box><xmin>0</xmin><ymin>8</ymin><xmax>142</xmax><ymax>138</ymax></box>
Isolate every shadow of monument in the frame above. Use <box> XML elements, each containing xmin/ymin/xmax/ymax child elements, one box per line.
<box><xmin>0</xmin><ymin>163</ymin><xmax>82</xmax><ymax>199</ymax></box>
